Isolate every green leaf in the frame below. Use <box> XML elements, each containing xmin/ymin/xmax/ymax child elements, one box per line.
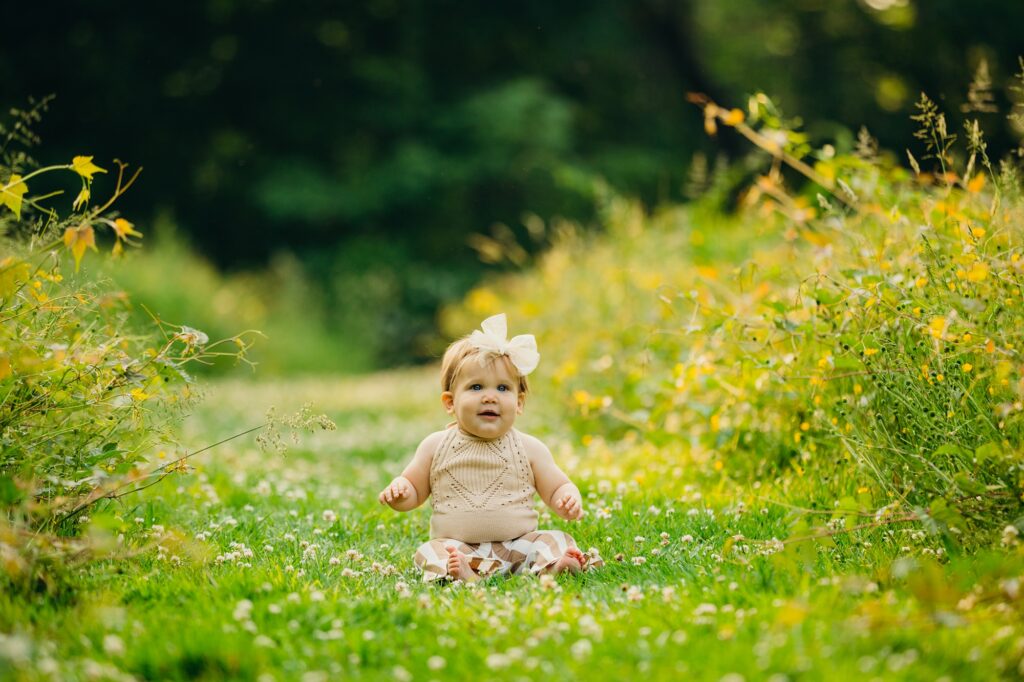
<box><xmin>974</xmin><ymin>442</ymin><xmax>1002</xmax><ymax>461</ymax></box>
<box><xmin>814</xmin><ymin>288</ymin><xmax>843</xmax><ymax>305</ymax></box>
<box><xmin>953</xmin><ymin>473</ymin><xmax>986</xmax><ymax>495</ymax></box>
<box><xmin>0</xmin><ymin>476</ymin><xmax>24</xmax><ymax>506</ymax></box>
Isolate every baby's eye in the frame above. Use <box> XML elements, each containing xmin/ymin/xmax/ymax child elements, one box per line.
<box><xmin>471</xmin><ymin>384</ymin><xmax>483</xmax><ymax>390</ymax></box>
<box><xmin>497</xmin><ymin>384</ymin><xmax>509</xmax><ymax>392</ymax></box>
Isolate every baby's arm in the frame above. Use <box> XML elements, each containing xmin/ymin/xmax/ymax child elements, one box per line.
<box><xmin>378</xmin><ymin>431</ymin><xmax>443</xmax><ymax>512</ymax></box>
<box><xmin>523</xmin><ymin>434</ymin><xmax>584</xmax><ymax>521</ymax></box>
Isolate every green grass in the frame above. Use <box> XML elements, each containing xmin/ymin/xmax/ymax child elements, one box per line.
<box><xmin>3</xmin><ymin>370</ymin><xmax>1023</xmax><ymax>681</ymax></box>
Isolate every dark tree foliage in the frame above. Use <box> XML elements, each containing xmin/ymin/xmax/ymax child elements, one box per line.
<box><xmin>4</xmin><ymin>0</ymin><xmax>1022</xmax><ymax>365</ymax></box>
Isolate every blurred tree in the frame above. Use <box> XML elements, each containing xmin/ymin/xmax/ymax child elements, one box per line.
<box><xmin>4</xmin><ymin>0</ymin><xmax>1022</xmax><ymax>364</ymax></box>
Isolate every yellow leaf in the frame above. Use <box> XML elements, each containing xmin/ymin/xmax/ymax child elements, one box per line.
<box><xmin>0</xmin><ymin>257</ymin><xmax>31</xmax><ymax>297</ymax></box>
<box><xmin>0</xmin><ymin>354</ymin><xmax>10</xmax><ymax>381</ymax></box>
<box><xmin>966</xmin><ymin>173</ymin><xmax>986</xmax><ymax>193</ymax></box>
<box><xmin>800</xmin><ymin>229</ymin><xmax>831</xmax><ymax>247</ymax></box>
<box><xmin>112</xmin><ymin>239</ymin><xmax>124</xmax><ymax>257</ymax></box>
<box><xmin>776</xmin><ymin>601</ymin><xmax>808</xmax><ymax>627</ymax></box>
<box><xmin>1</xmin><ymin>174</ymin><xmax>28</xmax><ymax>218</ymax></box>
<box><xmin>722</xmin><ymin>108</ymin><xmax>745</xmax><ymax>126</ymax></box>
<box><xmin>111</xmin><ymin>218</ymin><xmax>143</xmax><ymax>240</ymax></box>
<box><xmin>63</xmin><ymin>224</ymin><xmax>98</xmax><ymax>271</ymax></box>
<box><xmin>72</xmin><ymin>186</ymin><xmax>90</xmax><ymax>211</ymax></box>
<box><xmin>71</xmin><ymin>156</ymin><xmax>107</xmax><ymax>181</ymax></box>
<box><xmin>704</xmin><ymin>110</ymin><xmax>718</xmax><ymax>136</ymax></box>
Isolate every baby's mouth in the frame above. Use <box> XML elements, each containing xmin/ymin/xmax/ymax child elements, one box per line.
<box><xmin>478</xmin><ymin>410</ymin><xmax>500</xmax><ymax>417</ymax></box>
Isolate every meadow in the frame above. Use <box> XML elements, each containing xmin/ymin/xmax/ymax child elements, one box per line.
<box><xmin>3</xmin><ymin>368</ymin><xmax>1022</xmax><ymax>681</ymax></box>
<box><xmin>3</xmin><ymin>90</ymin><xmax>1024</xmax><ymax>680</ymax></box>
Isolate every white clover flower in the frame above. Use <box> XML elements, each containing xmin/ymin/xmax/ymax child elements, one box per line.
<box><xmin>570</xmin><ymin>638</ymin><xmax>593</xmax><ymax>660</ymax></box>
<box><xmin>681</xmin><ymin>534</ymin><xmax>694</xmax><ymax>543</ymax></box>
<box><xmin>1002</xmin><ymin>525</ymin><xmax>1020</xmax><ymax>547</ymax></box>
<box><xmin>632</xmin><ymin>556</ymin><xmax>647</xmax><ymax>565</ymax></box>
<box><xmin>322</xmin><ymin>510</ymin><xmax>337</xmax><ymax>523</ymax></box>
<box><xmin>486</xmin><ymin>653</ymin><xmax>511</xmax><ymax>669</ymax></box>
<box><xmin>329</xmin><ymin>556</ymin><xmax>341</xmax><ymax>566</ymax></box>
<box><xmin>427</xmin><ymin>656</ymin><xmax>446</xmax><ymax>670</ymax></box>
<box><xmin>102</xmin><ymin>634</ymin><xmax>125</xmax><ymax>656</ymax></box>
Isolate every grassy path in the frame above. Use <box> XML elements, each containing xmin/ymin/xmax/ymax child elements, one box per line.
<box><xmin>2</xmin><ymin>372</ymin><xmax>1022</xmax><ymax>680</ymax></box>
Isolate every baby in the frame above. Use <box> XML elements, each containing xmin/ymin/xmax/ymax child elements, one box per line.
<box><xmin>378</xmin><ymin>313</ymin><xmax>602</xmax><ymax>582</ymax></box>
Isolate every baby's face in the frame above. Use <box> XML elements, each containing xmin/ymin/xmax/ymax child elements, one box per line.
<box><xmin>442</xmin><ymin>358</ymin><xmax>524</xmax><ymax>440</ymax></box>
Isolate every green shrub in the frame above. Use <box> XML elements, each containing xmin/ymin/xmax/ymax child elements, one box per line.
<box><xmin>0</xmin><ymin>100</ymin><xmax>259</xmax><ymax>593</ymax></box>
<box><xmin>445</xmin><ymin>79</ymin><xmax>1024</xmax><ymax>545</ymax></box>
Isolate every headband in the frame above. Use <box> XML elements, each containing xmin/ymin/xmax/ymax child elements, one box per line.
<box><xmin>468</xmin><ymin>313</ymin><xmax>539</xmax><ymax>376</ymax></box>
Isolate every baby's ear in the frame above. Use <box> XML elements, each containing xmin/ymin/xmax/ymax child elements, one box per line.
<box><xmin>516</xmin><ymin>391</ymin><xmax>526</xmax><ymax>414</ymax></box>
<box><xmin>441</xmin><ymin>391</ymin><xmax>455</xmax><ymax>413</ymax></box>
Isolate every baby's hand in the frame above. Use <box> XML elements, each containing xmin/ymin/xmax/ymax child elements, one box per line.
<box><xmin>379</xmin><ymin>477</ymin><xmax>411</xmax><ymax>506</ymax></box>
<box><xmin>556</xmin><ymin>492</ymin><xmax>583</xmax><ymax>520</ymax></box>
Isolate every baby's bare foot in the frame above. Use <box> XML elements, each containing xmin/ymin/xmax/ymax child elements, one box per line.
<box><xmin>547</xmin><ymin>547</ymin><xmax>586</xmax><ymax>575</ymax></box>
<box><xmin>445</xmin><ymin>546</ymin><xmax>480</xmax><ymax>582</ymax></box>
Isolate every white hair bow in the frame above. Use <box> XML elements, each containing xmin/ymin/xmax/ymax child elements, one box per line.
<box><xmin>468</xmin><ymin>313</ymin><xmax>540</xmax><ymax>376</ymax></box>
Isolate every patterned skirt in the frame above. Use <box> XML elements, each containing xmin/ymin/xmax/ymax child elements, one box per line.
<box><xmin>413</xmin><ymin>529</ymin><xmax>604</xmax><ymax>582</ymax></box>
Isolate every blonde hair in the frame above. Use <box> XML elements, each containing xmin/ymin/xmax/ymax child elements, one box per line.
<box><xmin>440</xmin><ymin>337</ymin><xmax>530</xmax><ymax>395</ymax></box>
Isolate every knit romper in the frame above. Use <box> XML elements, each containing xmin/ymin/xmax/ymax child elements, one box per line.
<box><xmin>412</xmin><ymin>426</ymin><xmax>603</xmax><ymax>581</ymax></box>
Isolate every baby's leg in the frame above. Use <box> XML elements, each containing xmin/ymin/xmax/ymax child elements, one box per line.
<box><xmin>516</xmin><ymin>530</ymin><xmax>588</xmax><ymax>575</ymax></box>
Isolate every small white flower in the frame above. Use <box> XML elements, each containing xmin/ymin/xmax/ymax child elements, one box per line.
<box><xmin>570</xmin><ymin>638</ymin><xmax>592</xmax><ymax>660</ymax></box>
<box><xmin>174</xmin><ymin>326</ymin><xmax>208</xmax><ymax>347</ymax></box>
<box><xmin>632</xmin><ymin>556</ymin><xmax>647</xmax><ymax>565</ymax></box>
<box><xmin>427</xmin><ymin>656</ymin><xmax>446</xmax><ymax>670</ymax></box>
<box><xmin>322</xmin><ymin>510</ymin><xmax>337</xmax><ymax>523</ymax></box>
<box><xmin>102</xmin><ymin>634</ymin><xmax>125</xmax><ymax>656</ymax></box>
<box><xmin>1002</xmin><ymin>525</ymin><xmax>1020</xmax><ymax>547</ymax></box>
<box><xmin>486</xmin><ymin>653</ymin><xmax>511</xmax><ymax>669</ymax></box>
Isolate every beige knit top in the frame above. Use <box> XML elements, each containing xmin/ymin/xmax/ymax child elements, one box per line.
<box><xmin>429</xmin><ymin>426</ymin><xmax>538</xmax><ymax>543</ymax></box>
